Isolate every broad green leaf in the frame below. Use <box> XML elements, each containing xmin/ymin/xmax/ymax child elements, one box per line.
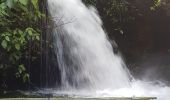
<box><xmin>31</xmin><ymin>0</ymin><xmax>38</xmax><ymax>9</ymax></box>
<box><xmin>20</xmin><ymin>37</ymin><xmax>26</xmax><ymax>43</ymax></box>
<box><xmin>0</xmin><ymin>3</ymin><xmax>9</xmax><ymax>16</ymax></box>
<box><xmin>15</xmin><ymin>44</ymin><xmax>20</xmax><ymax>50</ymax></box>
<box><xmin>154</xmin><ymin>0</ymin><xmax>161</xmax><ymax>6</ymax></box>
<box><xmin>1</xmin><ymin>40</ymin><xmax>7</xmax><ymax>49</ymax></box>
<box><xmin>23</xmin><ymin>73</ymin><xmax>29</xmax><ymax>83</ymax></box>
<box><xmin>18</xmin><ymin>67</ymin><xmax>22</xmax><ymax>74</ymax></box>
<box><xmin>19</xmin><ymin>64</ymin><xmax>26</xmax><ymax>71</ymax></box>
<box><xmin>36</xmin><ymin>35</ymin><xmax>40</xmax><ymax>41</ymax></box>
<box><xmin>6</xmin><ymin>0</ymin><xmax>14</xmax><ymax>8</ymax></box>
<box><xmin>18</xmin><ymin>64</ymin><xmax>25</xmax><ymax>74</ymax></box>
<box><xmin>26</xmin><ymin>28</ymin><xmax>34</xmax><ymax>36</ymax></box>
<box><xmin>0</xmin><ymin>3</ymin><xmax>7</xmax><ymax>10</ymax></box>
<box><xmin>19</xmin><ymin>0</ymin><xmax>28</xmax><ymax>6</ymax></box>
<box><xmin>28</xmin><ymin>30</ymin><xmax>32</xmax><ymax>36</ymax></box>
<box><xmin>5</xmin><ymin>36</ymin><xmax>10</xmax><ymax>41</ymax></box>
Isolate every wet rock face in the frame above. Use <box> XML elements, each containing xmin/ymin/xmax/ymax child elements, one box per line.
<box><xmin>95</xmin><ymin>0</ymin><xmax>170</xmax><ymax>83</ymax></box>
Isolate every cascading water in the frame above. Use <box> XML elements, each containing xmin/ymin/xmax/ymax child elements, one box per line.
<box><xmin>47</xmin><ymin>0</ymin><xmax>170</xmax><ymax>100</ymax></box>
<box><xmin>48</xmin><ymin>0</ymin><xmax>131</xmax><ymax>90</ymax></box>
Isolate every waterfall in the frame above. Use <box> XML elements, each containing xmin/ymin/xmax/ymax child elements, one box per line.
<box><xmin>48</xmin><ymin>0</ymin><xmax>131</xmax><ymax>90</ymax></box>
<box><xmin>46</xmin><ymin>0</ymin><xmax>170</xmax><ymax>100</ymax></box>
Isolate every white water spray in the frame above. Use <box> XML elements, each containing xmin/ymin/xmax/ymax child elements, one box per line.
<box><xmin>48</xmin><ymin>0</ymin><xmax>170</xmax><ymax>100</ymax></box>
<box><xmin>48</xmin><ymin>0</ymin><xmax>131</xmax><ymax>90</ymax></box>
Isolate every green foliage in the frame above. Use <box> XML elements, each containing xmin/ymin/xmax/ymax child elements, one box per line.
<box><xmin>103</xmin><ymin>0</ymin><xmax>131</xmax><ymax>34</ymax></box>
<box><xmin>0</xmin><ymin>0</ymin><xmax>43</xmax><ymax>90</ymax></box>
<box><xmin>16</xmin><ymin>64</ymin><xmax>29</xmax><ymax>83</ymax></box>
<box><xmin>150</xmin><ymin>0</ymin><xmax>161</xmax><ymax>10</ymax></box>
<box><xmin>83</xmin><ymin>0</ymin><xmax>160</xmax><ymax>34</ymax></box>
